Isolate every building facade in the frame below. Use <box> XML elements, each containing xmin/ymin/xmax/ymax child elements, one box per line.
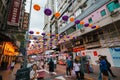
<box><xmin>43</xmin><ymin>0</ymin><xmax>57</xmax><ymax>49</ymax></box>
<box><xmin>0</xmin><ymin>0</ymin><xmax>27</xmax><ymax>67</ymax></box>
<box><xmin>56</xmin><ymin>0</ymin><xmax>120</xmax><ymax>67</ymax></box>
<box><xmin>0</xmin><ymin>0</ymin><xmax>10</xmax><ymax>30</ymax></box>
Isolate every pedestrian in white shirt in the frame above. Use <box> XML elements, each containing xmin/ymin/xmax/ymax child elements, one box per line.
<box><xmin>10</xmin><ymin>60</ymin><xmax>15</xmax><ymax>71</ymax></box>
<box><xmin>30</xmin><ymin>64</ymin><xmax>38</xmax><ymax>80</ymax></box>
<box><xmin>73</xmin><ymin>59</ymin><xmax>81</xmax><ymax>80</ymax></box>
<box><xmin>54</xmin><ymin>59</ymin><xmax>57</xmax><ymax>69</ymax></box>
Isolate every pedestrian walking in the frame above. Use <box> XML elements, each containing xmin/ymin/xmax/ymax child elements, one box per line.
<box><xmin>73</xmin><ymin>59</ymin><xmax>81</xmax><ymax>80</ymax></box>
<box><xmin>66</xmin><ymin>57</ymin><xmax>72</xmax><ymax>77</ymax></box>
<box><xmin>103</xmin><ymin>56</ymin><xmax>117</xmax><ymax>77</ymax></box>
<box><xmin>53</xmin><ymin>58</ymin><xmax>57</xmax><ymax>69</ymax></box>
<box><xmin>99</xmin><ymin>56</ymin><xmax>109</xmax><ymax>80</ymax></box>
<box><xmin>10</xmin><ymin>60</ymin><xmax>15</xmax><ymax>71</ymax></box>
<box><xmin>40</xmin><ymin>59</ymin><xmax>44</xmax><ymax>69</ymax></box>
<box><xmin>30</xmin><ymin>64</ymin><xmax>38</xmax><ymax>80</ymax></box>
<box><xmin>48</xmin><ymin>58</ymin><xmax>54</xmax><ymax>74</ymax></box>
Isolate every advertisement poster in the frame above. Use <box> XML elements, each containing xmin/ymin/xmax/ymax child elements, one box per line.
<box><xmin>109</xmin><ymin>47</ymin><xmax>120</xmax><ymax>67</ymax></box>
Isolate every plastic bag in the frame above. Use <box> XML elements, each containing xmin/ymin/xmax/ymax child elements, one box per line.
<box><xmin>71</xmin><ymin>70</ymin><xmax>75</xmax><ymax>76</ymax></box>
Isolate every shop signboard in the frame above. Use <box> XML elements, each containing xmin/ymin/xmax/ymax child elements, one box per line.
<box><xmin>7</xmin><ymin>0</ymin><xmax>22</xmax><ymax>26</ymax></box>
<box><xmin>73</xmin><ymin>47</ymin><xmax>85</xmax><ymax>52</ymax></box>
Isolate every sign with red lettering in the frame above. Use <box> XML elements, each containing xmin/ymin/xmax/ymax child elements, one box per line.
<box><xmin>7</xmin><ymin>0</ymin><xmax>22</xmax><ymax>26</ymax></box>
<box><xmin>73</xmin><ymin>47</ymin><xmax>85</xmax><ymax>52</ymax></box>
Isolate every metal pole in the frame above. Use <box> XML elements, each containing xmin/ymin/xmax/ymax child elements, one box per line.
<box><xmin>23</xmin><ymin>0</ymin><xmax>33</xmax><ymax>68</ymax></box>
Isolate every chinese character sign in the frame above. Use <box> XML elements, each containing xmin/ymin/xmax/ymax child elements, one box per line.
<box><xmin>7</xmin><ymin>0</ymin><xmax>22</xmax><ymax>26</ymax></box>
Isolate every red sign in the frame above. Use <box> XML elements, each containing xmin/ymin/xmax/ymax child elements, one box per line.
<box><xmin>82</xmin><ymin>52</ymin><xmax>86</xmax><ymax>56</ymax></box>
<box><xmin>93</xmin><ymin>51</ymin><xmax>98</xmax><ymax>56</ymax></box>
<box><xmin>73</xmin><ymin>47</ymin><xmax>85</xmax><ymax>52</ymax></box>
<box><xmin>7</xmin><ymin>0</ymin><xmax>22</xmax><ymax>26</ymax></box>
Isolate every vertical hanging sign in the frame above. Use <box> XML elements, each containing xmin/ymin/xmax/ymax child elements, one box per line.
<box><xmin>7</xmin><ymin>0</ymin><xmax>22</xmax><ymax>26</ymax></box>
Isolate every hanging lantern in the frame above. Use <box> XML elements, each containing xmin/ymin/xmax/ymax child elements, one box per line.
<box><xmin>60</xmin><ymin>35</ymin><xmax>63</xmax><ymax>38</ymax></box>
<box><xmin>44</xmin><ymin>8</ymin><xmax>52</xmax><ymax>16</ymax></box>
<box><xmin>33</xmin><ymin>37</ymin><xmax>37</xmax><ymax>40</ymax></box>
<box><xmin>33</xmin><ymin>4</ymin><xmax>41</xmax><ymax>11</ymax></box>
<box><xmin>50</xmin><ymin>42</ymin><xmax>52</xmax><ymax>44</ymax></box>
<box><xmin>29</xmin><ymin>31</ymin><xmax>34</xmax><ymax>34</ymax></box>
<box><xmin>36</xmin><ymin>41</ymin><xmax>39</xmax><ymax>43</ymax></box>
<box><xmin>41</xmin><ymin>33</ymin><xmax>45</xmax><ymax>35</ymax></box>
<box><xmin>52</xmin><ymin>34</ymin><xmax>55</xmax><ymax>37</ymax></box>
<box><xmin>73</xmin><ymin>36</ymin><xmax>76</xmax><ymax>39</ymax></box>
<box><xmin>28</xmin><ymin>41</ymin><xmax>31</xmax><ymax>43</ymax></box>
<box><xmin>56</xmin><ymin>34</ymin><xmax>59</xmax><ymax>37</ymax></box>
<box><xmin>36</xmin><ymin>32</ymin><xmax>40</xmax><ymax>34</ymax></box>
<box><xmin>66</xmin><ymin>36</ymin><xmax>70</xmax><ymax>38</ymax></box>
<box><xmin>47</xmin><ymin>33</ymin><xmax>51</xmax><ymax>36</ymax></box>
<box><xmin>29</xmin><ymin>35</ymin><xmax>32</xmax><ymax>39</ymax></box>
<box><xmin>80</xmin><ymin>21</ymin><xmax>85</xmax><ymax>25</ymax></box>
<box><xmin>89</xmin><ymin>24</ymin><xmax>93</xmax><ymax>27</ymax></box>
<box><xmin>63</xmin><ymin>35</ymin><xmax>66</xmax><ymax>38</ymax></box>
<box><xmin>50</xmin><ymin>44</ymin><xmax>52</xmax><ymax>46</ymax></box>
<box><xmin>62</xmin><ymin>15</ymin><xmax>69</xmax><ymax>21</ymax></box>
<box><xmin>43</xmin><ymin>38</ymin><xmax>47</xmax><ymax>41</ymax></box>
<box><xmin>75</xmin><ymin>20</ymin><xmax>80</xmax><ymax>24</ymax></box>
<box><xmin>54</xmin><ymin>38</ymin><xmax>57</xmax><ymax>40</ymax></box>
<box><xmin>69</xmin><ymin>17</ymin><xmax>74</xmax><ymax>22</ymax></box>
<box><xmin>70</xmin><ymin>36</ymin><xmax>73</xmax><ymax>39</ymax></box>
<box><xmin>84</xmin><ymin>23</ymin><xmax>89</xmax><ymax>27</ymax></box>
<box><xmin>96</xmin><ymin>25</ymin><xmax>99</xmax><ymax>29</ymax></box>
<box><xmin>91</xmin><ymin>26</ymin><xmax>96</xmax><ymax>29</ymax></box>
<box><xmin>55</xmin><ymin>12</ymin><xmax>60</xmax><ymax>18</ymax></box>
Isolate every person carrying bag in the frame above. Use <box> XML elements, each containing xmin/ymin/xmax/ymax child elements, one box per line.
<box><xmin>73</xmin><ymin>59</ymin><xmax>81</xmax><ymax>80</ymax></box>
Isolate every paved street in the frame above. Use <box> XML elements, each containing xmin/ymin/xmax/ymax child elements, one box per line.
<box><xmin>85</xmin><ymin>65</ymin><xmax>120</xmax><ymax>80</ymax></box>
<box><xmin>0</xmin><ymin>64</ymin><xmax>120</xmax><ymax>80</ymax></box>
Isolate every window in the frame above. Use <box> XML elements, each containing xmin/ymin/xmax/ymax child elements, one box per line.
<box><xmin>66</xmin><ymin>26</ymin><xmax>76</xmax><ymax>35</ymax></box>
<box><xmin>107</xmin><ymin>1</ymin><xmax>120</xmax><ymax>12</ymax></box>
<box><xmin>88</xmin><ymin>17</ymin><xmax>92</xmax><ymax>23</ymax></box>
<box><xmin>100</xmin><ymin>9</ymin><xmax>106</xmax><ymax>17</ymax></box>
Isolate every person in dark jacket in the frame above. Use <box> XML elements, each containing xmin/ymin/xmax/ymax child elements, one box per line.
<box><xmin>103</xmin><ymin>56</ymin><xmax>117</xmax><ymax>77</ymax></box>
<box><xmin>48</xmin><ymin>58</ymin><xmax>54</xmax><ymax>73</ymax></box>
<box><xmin>99</xmin><ymin>56</ymin><xmax>109</xmax><ymax>80</ymax></box>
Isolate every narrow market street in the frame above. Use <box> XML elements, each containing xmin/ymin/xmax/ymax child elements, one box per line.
<box><xmin>1</xmin><ymin>0</ymin><xmax>120</xmax><ymax>80</ymax></box>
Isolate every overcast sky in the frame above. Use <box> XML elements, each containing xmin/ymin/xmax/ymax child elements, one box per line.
<box><xmin>25</xmin><ymin>0</ymin><xmax>47</xmax><ymax>33</ymax></box>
